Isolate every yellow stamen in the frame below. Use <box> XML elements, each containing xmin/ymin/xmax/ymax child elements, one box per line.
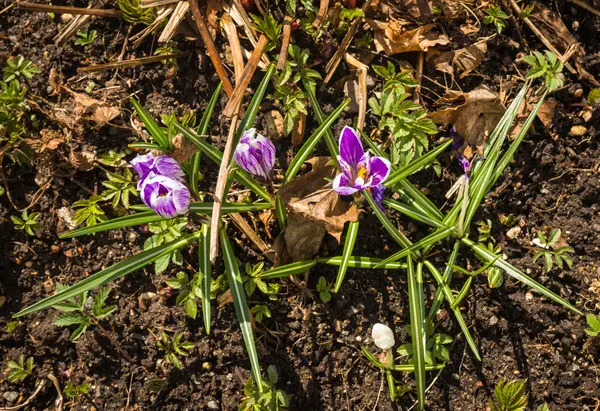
<box><xmin>357</xmin><ymin>166</ymin><xmax>368</xmax><ymax>179</ymax></box>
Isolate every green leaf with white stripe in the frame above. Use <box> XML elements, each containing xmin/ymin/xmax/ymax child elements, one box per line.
<box><xmin>406</xmin><ymin>257</ymin><xmax>427</xmax><ymax>411</ymax></box>
<box><xmin>131</xmin><ymin>98</ymin><xmax>171</xmax><ymax>150</ymax></box>
<box><xmin>198</xmin><ymin>224</ymin><xmax>212</xmax><ymax>334</ymax></box>
<box><xmin>219</xmin><ymin>228</ymin><xmax>263</xmax><ymax>389</ymax></box>
<box><xmin>258</xmin><ymin>260</ymin><xmax>317</xmax><ymax>279</ymax></box>
<box><xmin>333</xmin><ymin>220</ymin><xmax>359</xmax><ymax>292</ymax></box>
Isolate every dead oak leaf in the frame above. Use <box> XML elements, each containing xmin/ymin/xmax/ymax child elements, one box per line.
<box><xmin>430</xmin><ymin>40</ymin><xmax>487</xmax><ymax>78</ymax></box>
<box><xmin>72</xmin><ymin>92</ymin><xmax>121</xmax><ymax>125</ymax></box>
<box><xmin>277</xmin><ymin>157</ymin><xmax>361</xmax><ymax>262</ymax></box>
<box><xmin>429</xmin><ymin>86</ymin><xmax>505</xmax><ymax>149</ymax></box>
<box><xmin>368</xmin><ymin>20</ymin><xmax>449</xmax><ymax>56</ymax></box>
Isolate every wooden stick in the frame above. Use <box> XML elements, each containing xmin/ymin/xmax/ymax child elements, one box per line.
<box><xmin>323</xmin><ymin>0</ymin><xmax>372</xmax><ymax>87</ymax></box>
<box><xmin>78</xmin><ymin>52</ymin><xmax>188</xmax><ymax>72</ymax></box>
<box><xmin>188</xmin><ymin>0</ymin><xmax>234</xmax><ymax>97</ymax></box>
<box><xmin>344</xmin><ymin>53</ymin><xmax>367</xmax><ymax>130</ymax></box>
<box><xmin>16</xmin><ymin>2</ymin><xmax>123</xmax><ymax>16</ymax></box>
<box><xmin>230</xmin><ymin>213</ymin><xmax>274</xmax><ymax>262</ymax></box>
<box><xmin>277</xmin><ymin>15</ymin><xmax>294</xmax><ymax>70</ymax></box>
<box><xmin>222</xmin><ymin>13</ymin><xmax>245</xmax><ymax>85</ymax></box>
<box><xmin>313</xmin><ymin>0</ymin><xmax>329</xmax><ymax>28</ymax></box>
<box><xmin>569</xmin><ymin>0</ymin><xmax>600</xmax><ymax>17</ymax></box>
<box><xmin>130</xmin><ymin>6</ymin><xmax>175</xmax><ymax>48</ymax></box>
<box><xmin>223</xmin><ymin>34</ymin><xmax>269</xmax><ymax>118</ymax></box>
<box><xmin>508</xmin><ymin>0</ymin><xmax>576</xmax><ymax>74</ymax></box>
<box><xmin>158</xmin><ymin>1</ymin><xmax>189</xmax><ymax>44</ymax></box>
<box><xmin>209</xmin><ymin>114</ymin><xmax>239</xmax><ymax>262</ymax></box>
<box><xmin>414</xmin><ymin>51</ymin><xmax>424</xmax><ymax>104</ymax></box>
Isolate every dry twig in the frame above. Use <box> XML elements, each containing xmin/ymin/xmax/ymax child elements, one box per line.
<box><xmin>222</xmin><ymin>14</ymin><xmax>245</xmax><ymax>84</ymax></box>
<box><xmin>313</xmin><ymin>0</ymin><xmax>329</xmax><ymax>28</ymax></box>
<box><xmin>78</xmin><ymin>52</ymin><xmax>188</xmax><ymax>73</ymax></box>
<box><xmin>188</xmin><ymin>0</ymin><xmax>235</xmax><ymax>97</ymax></box>
<box><xmin>277</xmin><ymin>15</ymin><xmax>294</xmax><ymax>70</ymax></box>
<box><xmin>230</xmin><ymin>213</ymin><xmax>274</xmax><ymax>262</ymax></box>
<box><xmin>344</xmin><ymin>53</ymin><xmax>368</xmax><ymax>130</ymax></box>
<box><xmin>2</xmin><ymin>379</ymin><xmax>47</xmax><ymax>411</ymax></box>
<box><xmin>569</xmin><ymin>0</ymin><xmax>600</xmax><ymax>17</ymax></box>
<box><xmin>16</xmin><ymin>2</ymin><xmax>122</xmax><ymax>16</ymax></box>
<box><xmin>158</xmin><ymin>1</ymin><xmax>190</xmax><ymax>44</ymax></box>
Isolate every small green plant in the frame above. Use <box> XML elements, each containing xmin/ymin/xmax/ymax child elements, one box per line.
<box><xmin>587</xmin><ymin>89</ymin><xmax>600</xmax><ymax>106</ymax></box>
<box><xmin>156</xmin><ymin>332</ymin><xmax>194</xmax><ymax>369</ymax></box>
<box><xmin>523</xmin><ymin>51</ymin><xmax>564</xmax><ymax>92</ymax></box>
<box><xmin>4</xmin><ymin>321</ymin><xmax>19</xmax><ymax>334</ymax></box>
<box><xmin>368</xmin><ymin>86</ymin><xmax>437</xmax><ymax>166</ymax></box>
<box><xmin>154</xmin><ymin>43</ymin><xmax>182</xmax><ymax>66</ymax></box>
<box><xmin>166</xmin><ymin>271</ymin><xmax>201</xmax><ymax>319</ymax></box>
<box><xmin>101</xmin><ymin>168</ymin><xmax>137</xmax><ymax>211</ymax></box>
<box><xmin>316</xmin><ymin>276</ymin><xmax>332</xmax><ymax>303</ymax></box>
<box><xmin>72</xmin><ymin>195</ymin><xmax>108</xmax><ymax>227</ymax></box>
<box><xmin>3</xmin><ymin>56</ymin><xmax>41</xmax><ymax>83</ymax></box>
<box><xmin>537</xmin><ymin>404</ymin><xmax>550</xmax><ymax>411</ymax></box>
<box><xmin>519</xmin><ymin>3</ymin><xmax>535</xmax><ymax>18</ymax></box>
<box><xmin>75</xmin><ymin>28</ymin><xmax>98</xmax><ymax>46</ymax></box>
<box><xmin>483</xmin><ymin>5</ymin><xmax>508</xmax><ymax>34</ymax></box>
<box><xmin>250</xmin><ymin>304</ymin><xmax>272</xmax><ymax>323</ymax></box>
<box><xmin>242</xmin><ymin>262</ymin><xmax>279</xmax><ymax>299</ymax></box>
<box><xmin>250</xmin><ymin>13</ymin><xmax>282</xmax><ymax>52</ymax></box>
<box><xmin>7</xmin><ymin>355</ymin><xmax>35</xmax><ymax>383</ymax></box>
<box><xmin>336</xmin><ymin>7</ymin><xmax>364</xmax><ymax>35</ymax></box>
<box><xmin>584</xmin><ymin>314</ymin><xmax>600</xmax><ymax>337</ymax></box>
<box><xmin>64</xmin><ymin>381</ymin><xmax>90</xmax><ymax>399</ymax></box>
<box><xmin>143</xmin><ymin>218</ymin><xmax>187</xmax><ymax>274</ymax></box>
<box><xmin>98</xmin><ymin>149</ymin><xmax>128</xmax><ymax>167</ymax></box>
<box><xmin>533</xmin><ymin>228</ymin><xmax>574</xmax><ymax>273</ymax></box>
<box><xmin>489</xmin><ymin>378</ymin><xmax>528</xmax><ymax>411</ymax></box>
<box><xmin>372</xmin><ymin>62</ymin><xmax>418</xmax><ymax>94</ymax></box>
<box><xmin>53</xmin><ymin>286</ymin><xmax>116</xmax><ymax>340</ymax></box>
<box><xmin>239</xmin><ymin>365</ymin><xmax>291</xmax><ymax>411</ymax></box>
<box><xmin>476</xmin><ymin>219</ymin><xmax>494</xmax><ymax>244</ymax></box>
<box><xmin>84</xmin><ymin>81</ymin><xmax>96</xmax><ymax>94</ymax></box>
<box><xmin>11</xmin><ymin>210</ymin><xmax>42</xmax><ymax>236</ymax></box>
<box><xmin>117</xmin><ymin>0</ymin><xmax>156</xmax><ymax>25</ymax></box>
<box><xmin>398</xmin><ymin>319</ymin><xmax>452</xmax><ymax>365</ymax></box>
<box><xmin>298</xmin><ymin>0</ymin><xmax>329</xmax><ymax>41</ymax></box>
<box><xmin>484</xmin><ymin>243</ymin><xmax>505</xmax><ymax>289</ymax></box>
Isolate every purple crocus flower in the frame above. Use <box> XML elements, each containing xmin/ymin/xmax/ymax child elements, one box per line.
<box><xmin>457</xmin><ymin>154</ymin><xmax>471</xmax><ymax>178</ymax></box>
<box><xmin>332</xmin><ymin>127</ymin><xmax>391</xmax><ymax>204</ymax></box>
<box><xmin>139</xmin><ymin>173</ymin><xmax>191</xmax><ymax>218</ymax></box>
<box><xmin>233</xmin><ymin>128</ymin><xmax>275</xmax><ymax>182</ymax></box>
<box><xmin>131</xmin><ymin>153</ymin><xmax>185</xmax><ymax>188</ymax></box>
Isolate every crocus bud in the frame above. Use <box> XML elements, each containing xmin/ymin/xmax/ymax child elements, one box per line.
<box><xmin>233</xmin><ymin>128</ymin><xmax>275</xmax><ymax>183</ymax></box>
<box><xmin>131</xmin><ymin>153</ymin><xmax>185</xmax><ymax>188</ymax></box>
<box><xmin>372</xmin><ymin>323</ymin><xmax>395</xmax><ymax>350</ymax></box>
<box><xmin>140</xmin><ymin>173</ymin><xmax>190</xmax><ymax>218</ymax></box>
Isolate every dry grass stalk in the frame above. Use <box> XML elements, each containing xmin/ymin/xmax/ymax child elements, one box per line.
<box><xmin>188</xmin><ymin>0</ymin><xmax>235</xmax><ymax>97</ymax></box>
<box><xmin>16</xmin><ymin>2</ymin><xmax>123</xmax><ymax>17</ymax></box>
<box><xmin>209</xmin><ymin>114</ymin><xmax>239</xmax><ymax>262</ymax></box>
<box><xmin>227</xmin><ymin>0</ymin><xmax>271</xmax><ymax>65</ymax></box>
<box><xmin>277</xmin><ymin>15</ymin><xmax>294</xmax><ymax>70</ymax></box>
<box><xmin>344</xmin><ymin>53</ymin><xmax>368</xmax><ymax>130</ymax></box>
<box><xmin>221</xmin><ymin>13</ymin><xmax>245</xmax><ymax>84</ymax></box>
<box><xmin>569</xmin><ymin>0</ymin><xmax>600</xmax><ymax>17</ymax></box>
<box><xmin>130</xmin><ymin>6</ymin><xmax>175</xmax><ymax>48</ymax></box>
<box><xmin>414</xmin><ymin>51</ymin><xmax>424</xmax><ymax>103</ymax></box>
<box><xmin>323</xmin><ymin>0</ymin><xmax>373</xmax><ymax>86</ymax></box>
<box><xmin>230</xmin><ymin>213</ymin><xmax>274</xmax><ymax>262</ymax></box>
<box><xmin>508</xmin><ymin>0</ymin><xmax>576</xmax><ymax>74</ymax></box>
<box><xmin>158</xmin><ymin>1</ymin><xmax>189</xmax><ymax>43</ymax></box>
<box><xmin>54</xmin><ymin>13</ymin><xmax>92</xmax><ymax>45</ymax></box>
<box><xmin>313</xmin><ymin>0</ymin><xmax>329</xmax><ymax>28</ymax></box>
<box><xmin>78</xmin><ymin>52</ymin><xmax>188</xmax><ymax>73</ymax></box>
<box><xmin>141</xmin><ymin>0</ymin><xmax>179</xmax><ymax>8</ymax></box>
<box><xmin>223</xmin><ymin>34</ymin><xmax>269</xmax><ymax>117</ymax></box>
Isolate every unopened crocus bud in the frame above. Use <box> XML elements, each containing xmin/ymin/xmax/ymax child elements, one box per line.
<box><xmin>233</xmin><ymin>128</ymin><xmax>275</xmax><ymax>183</ymax></box>
<box><xmin>372</xmin><ymin>323</ymin><xmax>395</xmax><ymax>350</ymax></box>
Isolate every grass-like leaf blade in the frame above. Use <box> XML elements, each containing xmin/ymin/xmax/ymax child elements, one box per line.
<box><xmin>333</xmin><ymin>220</ymin><xmax>359</xmax><ymax>292</ymax></box>
<box><xmin>258</xmin><ymin>260</ymin><xmax>317</xmax><ymax>279</ymax></box>
<box><xmin>130</xmin><ymin>98</ymin><xmax>171</xmax><ymax>150</ymax></box>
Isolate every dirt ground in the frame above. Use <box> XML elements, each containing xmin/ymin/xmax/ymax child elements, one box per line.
<box><xmin>1</xmin><ymin>0</ymin><xmax>600</xmax><ymax>410</ymax></box>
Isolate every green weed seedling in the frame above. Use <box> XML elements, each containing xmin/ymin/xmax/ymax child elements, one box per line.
<box><xmin>489</xmin><ymin>378</ymin><xmax>528</xmax><ymax>411</ymax></box>
<box><xmin>72</xmin><ymin>196</ymin><xmax>108</xmax><ymax>227</ymax></box>
<box><xmin>156</xmin><ymin>332</ymin><xmax>194</xmax><ymax>370</ymax></box>
<box><xmin>250</xmin><ymin>304</ymin><xmax>272</xmax><ymax>323</ymax></box>
<box><xmin>239</xmin><ymin>365</ymin><xmax>291</xmax><ymax>411</ymax></box>
<box><xmin>53</xmin><ymin>286</ymin><xmax>116</xmax><ymax>341</ymax></box>
<box><xmin>166</xmin><ymin>271</ymin><xmax>201</xmax><ymax>319</ymax></box>
<box><xmin>7</xmin><ymin>355</ymin><xmax>35</xmax><ymax>383</ymax></box>
<box><xmin>533</xmin><ymin>228</ymin><xmax>574</xmax><ymax>273</ymax></box>
<box><xmin>3</xmin><ymin>56</ymin><xmax>40</xmax><ymax>83</ymax></box>
<box><xmin>316</xmin><ymin>276</ymin><xmax>332</xmax><ymax>303</ymax></box>
<box><xmin>483</xmin><ymin>5</ymin><xmax>508</xmax><ymax>34</ymax></box>
<box><xmin>75</xmin><ymin>28</ymin><xmax>98</xmax><ymax>46</ymax></box>
<box><xmin>242</xmin><ymin>262</ymin><xmax>279</xmax><ymax>300</ymax></box>
<box><xmin>144</xmin><ymin>218</ymin><xmax>187</xmax><ymax>274</ymax></box>
<box><xmin>11</xmin><ymin>210</ymin><xmax>41</xmax><ymax>236</ymax></box>
<box><xmin>64</xmin><ymin>381</ymin><xmax>91</xmax><ymax>399</ymax></box>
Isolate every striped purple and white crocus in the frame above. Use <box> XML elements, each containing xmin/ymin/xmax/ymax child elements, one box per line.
<box><xmin>332</xmin><ymin>126</ymin><xmax>391</xmax><ymax>207</ymax></box>
<box><xmin>131</xmin><ymin>153</ymin><xmax>190</xmax><ymax>218</ymax></box>
<box><xmin>233</xmin><ymin>128</ymin><xmax>275</xmax><ymax>183</ymax></box>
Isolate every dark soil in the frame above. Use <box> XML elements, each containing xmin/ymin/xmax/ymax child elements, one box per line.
<box><xmin>1</xmin><ymin>0</ymin><xmax>600</xmax><ymax>410</ymax></box>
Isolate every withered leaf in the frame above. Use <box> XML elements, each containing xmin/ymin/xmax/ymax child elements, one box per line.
<box><xmin>429</xmin><ymin>87</ymin><xmax>505</xmax><ymax>148</ymax></box>
<box><xmin>537</xmin><ymin>98</ymin><xmax>557</xmax><ymax>129</ymax></box>
<box><xmin>170</xmin><ymin>133</ymin><xmax>198</xmax><ymax>164</ymax></box>
<box><xmin>72</xmin><ymin>92</ymin><xmax>121</xmax><ymax>125</ymax></box>
<box><xmin>291</xmin><ymin>112</ymin><xmax>306</xmax><ymax>148</ymax></box>
<box><xmin>430</xmin><ymin>40</ymin><xmax>487</xmax><ymax>78</ymax></box>
<box><xmin>368</xmin><ymin>20</ymin><xmax>449</xmax><ymax>56</ymax></box>
<box><xmin>277</xmin><ymin>157</ymin><xmax>361</xmax><ymax>262</ymax></box>
<box><xmin>69</xmin><ymin>149</ymin><xmax>96</xmax><ymax>171</ymax></box>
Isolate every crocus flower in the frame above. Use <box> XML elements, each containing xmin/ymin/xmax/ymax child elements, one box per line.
<box><xmin>233</xmin><ymin>128</ymin><xmax>275</xmax><ymax>182</ymax></box>
<box><xmin>140</xmin><ymin>173</ymin><xmax>190</xmax><ymax>218</ymax></box>
<box><xmin>372</xmin><ymin>323</ymin><xmax>395</xmax><ymax>350</ymax></box>
<box><xmin>332</xmin><ymin>127</ymin><xmax>391</xmax><ymax>202</ymax></box>
<box><xmin>131</xmin><ymin>153</ymin><xmax>185</xmax><ymax>188</ymax></box>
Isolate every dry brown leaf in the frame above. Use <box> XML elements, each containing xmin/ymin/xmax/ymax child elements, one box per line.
<box><xmin>277</xmin><ymin>157</ymin><xmax>361</xmax><ymax>261</ymax></box>
<box><xmin>459</xmin><ymin>23</ymin><xmax>480</xmax><ymax>35</ymax></box>
<box><xmin>25</xmin><ymin>129</ymin><xmax>65</xmax><ymax>153</ymax></box>
<box><xmin>436</xmin><ymin>0</ymin><xmax>474</xmax><ymax>18</ymax></box>
<box><xmin>537</xmin><ymin>98</ymin><xmax>557</xmax><ymax>129</ymax></box>
<box><xmin>430</xmin><ymin>40</ymin><xmax>487</xmax><ymax>77</ymax></box>
<box><xmin>170</xmin><ymin>133</ymin><xmax>198</xmax><ymax>164</ymax></box>
<box><xmin>265</xmin><ymin>110</ymin><xmax>285</xmax><ymax>140</ymax></box>
<box><xmin>72</xmin><ymin>92</ymin><xmax>121</xmax><ymax>124</ymax></box>
<box><xmin>69</xmin><ymin>149</ymin><xmax>96</xmax><ymax>171</ymax></box>
<box><xmin>206</xmin><ymin>0</ymin><xmax>223</xmax><ymax>30</ymax></box>
<box><xmin>368</xmin><ymin>20</ymin><xmax>449</xmax><ymax>56</ymax></box>
<box><xmin>429</xmin><ymin>86</ymin><xmax>505</xmax><ymax>149</ymax></box>
<box><xmin>291</xmin><ymin>112</ymin><xmax>307</xmax><ymax>148</ymax></box>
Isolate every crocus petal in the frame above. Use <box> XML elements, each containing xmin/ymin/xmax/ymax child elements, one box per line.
<box><xmin>367</xmin><ymin>156</ymin><xmax>392</xmax><ymax>187</ymax></box>
<box><xmin>140</xmin><ymin>174</ymin><xmax>190</xmax><ymax>218</ymax></box>
<box><xmin>332</xmin><ymin>173</ymin><xmax>359</xmax><ymax>196</ymax></box>
<box><xmin>339</xmin><ymin>126</ymin><xmax>365</xmax><ymax>167</ymax></box>
<box><xmin>371</xmin><ymin>184</ymin><xmax>386</xmax><ymax>210</ymax></box>
<box><xmin>154</xmin><ymin>156</ymin><xmax>185</xmax><ymax>181</ymax></box>
<box><xmin>130</xmin><ymin>153</ymin><xmax>156</xmax><ymax>180</ymax></box>
<box><xmin>234</xmin><ymin>129</ymin><xmax>275</xmax><ymax>182</ymax></box>
<box><xmin>457</xmin><ymin>154</ymin><xmax>470</xmax><ymax>174</ymax></box>
<box><xmin>372</xmin><ymin>323</ymin><xmax>395</xmax><ymax>350</ymax></box>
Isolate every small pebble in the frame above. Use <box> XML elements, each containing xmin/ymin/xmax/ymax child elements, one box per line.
<box><xmin>207</xmin><ymin>400</ymin><xmax>219</xmax><ymax>410</ymax></box>
<box><xmin>202</xmin><ymin>362</ymin><xmax>212</xmax><ymax>371</ymax></box>
<box><xmin>356</xmin><ymin>336</ymin><xmax>362</xmax><ymax>342</ymax></box>
<box><xmin>489</xmin><ymin>315</ymin><xmax>499</xmax><ymax>326</ymax></box>
<box><xmin>3</xmin><ymin>391</ymin><xmax>19</xmax><ymax>402</ymax></box>
<box><xmin>569</xmin><ymin>125</ymin><xmax>587</xmax><ymax>136</ymax></box>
